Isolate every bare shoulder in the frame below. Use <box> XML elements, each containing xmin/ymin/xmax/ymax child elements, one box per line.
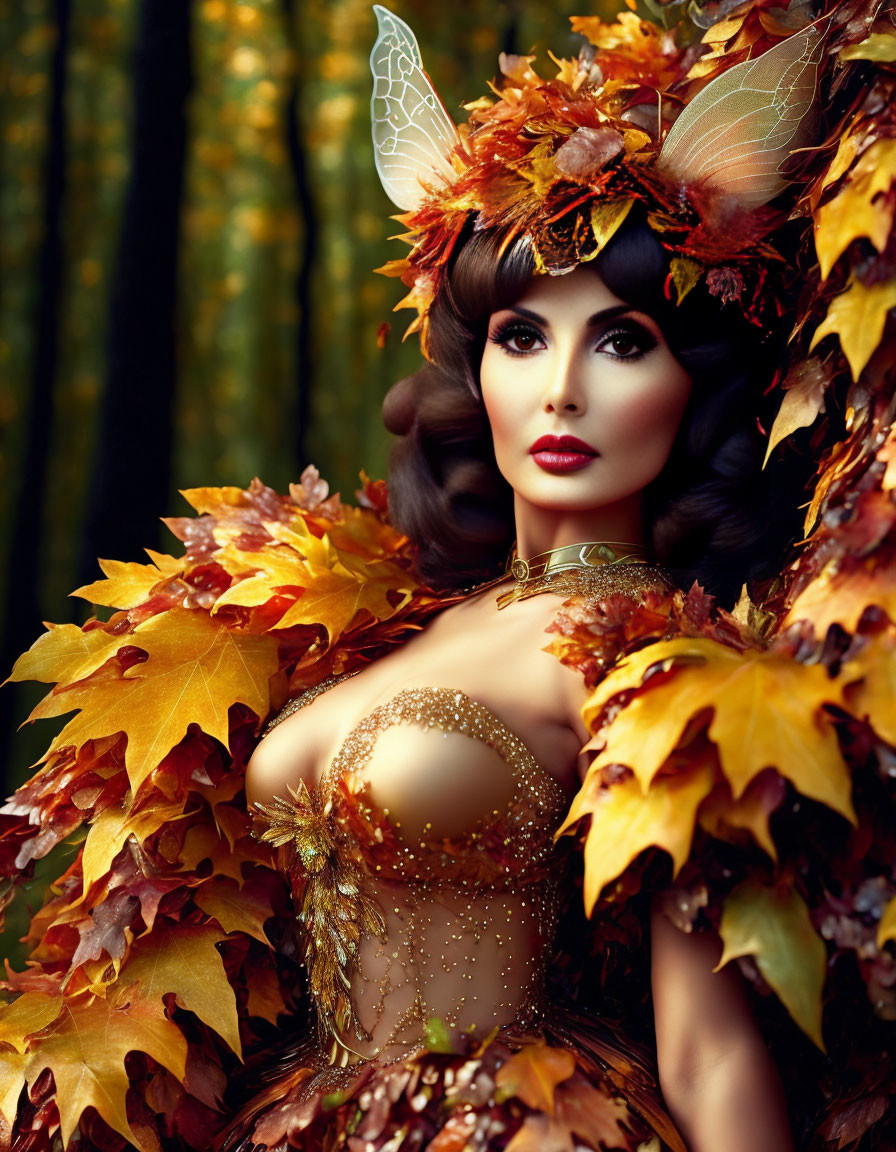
<box><xmin>245</xmin><ymin>705</ymin><xmax>319</xmax><ymax>807</ymax></box>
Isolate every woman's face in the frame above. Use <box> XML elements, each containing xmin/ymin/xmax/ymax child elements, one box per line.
<box><xmin>479</xmin><ymin>266</ymin><xmax>691</xmax><ymax>527</ymax></box>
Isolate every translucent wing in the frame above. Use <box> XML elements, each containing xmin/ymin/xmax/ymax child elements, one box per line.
<box><xmin>658</xmin><ymin>25</ymin><xmax>822</xmax><ymax>209</ymax></box>
<box><xmin>370</xmin><ymin>5</ymin><xmax>460</xmax><ymax>211</ymax></box>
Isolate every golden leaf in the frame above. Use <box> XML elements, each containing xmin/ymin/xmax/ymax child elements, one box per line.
<box><xmin>245</xmin><ymin>963</ymin><xmax>287</xmax><ymax>1024</ymax></box>
<box><xmin>80</xmin><ymin>801</ymin><xmax>188</xmax><ymax>899</ymax></box>
<box><xmin>7</xmin><ymin>623</ymin><xmax>122</xmax><ymax>688</ymax></box>
<box><xmin>842</xmin><ymin>634</ymin><xmax>896</xmax><ymax>746</ymax></box>
<box><xmin>809</xmin><ymin>276</ymin><xmax>896</xmax><ymax>382</ymax></box>
<box><xmin>814</xmin><ymin>139</ymin><xmax>896</xmax><ymax>279</ymax></box>
<box><xmin>717</xmin><ymin>881</ymin><xmax>826</xmax><ymax>1048</ymax></box>
<box><xmin>588</xmin><ymin>198</ymin><xmax>633</xmax><ymax>257</ymax></box>
<box><xmin>840</xmin><ymin>32</ymin><xmax>896</xmax><ymax>61</ymax></box>
<box><xmin>505</xmin><ymin>1114</ymin><xmax>573</xmax><ymax>1152</ymax></box>
<box><xmin>113</xmin><ymin>922</ymin><xmax>241</xmax><ymax>1057</ymax></box>
<box><xmin>764</xmin><ymin>359</ymin><xmax>828</xmax><ymax>464</ymax></box>
<box><xmin>32</xmin><ymin>608</ymin><xmax>279</xmax><ymax>791</ymax></box>
<box><xmin>697</xmin><ymin>772</ymin><xmax>782</xmax><ymax>860</ymax></box>
<box><xmin>0</xmin><ymin>990</ymin><xmax>63</xmax><ymax>1054</ymax></box>
<box><xmin>668</xmin><ymin>257</ymin><xmax>701</xmax><ymax>303</ymax></box>
<box><xmin>581</xmin><ymin>638</ymin><xmax>853</xmax><ymax>820</ymax></box>
<box><xmin>73</xmin><ymin>556</ymin><xmax>184</xmax><ymax>610</ymax></box>
<box><xmin>878</xmin><ymin>895</ymin><xmax>896</xmax><ymax>948</ymax></box>
<box><xmin>193</xmin><ymin>876</ymin><xmax>272</xmax><ymax>943</ymax></box>
<box><xmin>7</xmin><ymin>992</ymin><xmax>187</xmax><ymax>1149</ymax></box>
<box><xmin>559</xmin><ymin>755</ymin><xmax>715</xmax><ymax>915</ymax></box>
<box><xmin>784</xmin><ymin>563</ymin><xmax>896</xmax><ymax>635</ymax></box>
<box><xmin>495</xmin><ymin>1041</ymin><xmax>576</xmax><ymax>1114</ymax></box>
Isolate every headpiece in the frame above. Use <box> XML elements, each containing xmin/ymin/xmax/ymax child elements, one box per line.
<box><xmin>369</xmin><ymin>3</ymin><xmax>823</xmax><ymax>353</ymax></box>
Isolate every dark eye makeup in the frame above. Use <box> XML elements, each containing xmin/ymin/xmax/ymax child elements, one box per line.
<box><xmin>487</xmin><ymin>315</ymin><xmax>659</xmax><ymax>360</ymax></box>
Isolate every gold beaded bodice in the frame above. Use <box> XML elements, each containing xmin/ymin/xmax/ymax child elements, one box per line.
<box><xmin>254</xmin><ymin>684</ymin><xmax>567</xmax><ymax>1065</ymax></box>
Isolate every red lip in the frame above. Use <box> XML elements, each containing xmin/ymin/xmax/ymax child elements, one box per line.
<box><xmin>529</xmin><ymin>435</ymin><xmax>598</xmax><ymax>474</ymax></box>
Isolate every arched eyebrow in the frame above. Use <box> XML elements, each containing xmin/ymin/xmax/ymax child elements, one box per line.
<box><xmin>507</xmin><ymin>303</ymin><xmax>634</xmax><ymax>327</ymax></box>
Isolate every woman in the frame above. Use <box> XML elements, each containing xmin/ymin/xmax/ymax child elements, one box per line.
<box><xmin>231</xmin><ymin>214</ymin><xmax>795</xmax><ymax>1150</ymax></box>
<box><xmin>3</xmin><ymin>4</ymin><xmax>895</xmax><ymax>1151</ymax></box>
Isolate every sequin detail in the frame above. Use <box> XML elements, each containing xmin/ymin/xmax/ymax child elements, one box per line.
<box><xmin>254</xmin><ymin>686</ymin><xmax>567</xmax><ymax>1067</ymax></box>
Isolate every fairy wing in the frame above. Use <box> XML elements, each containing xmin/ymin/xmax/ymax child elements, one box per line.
<box><xmin>370</xmin><ymin>5</ymin><xmax>460</xmax><ymax>211</ymax></box>
<box><xmin>658</xmin><ymin>25</ymin><xmax>822</xmax><ymax>208</ymax></box>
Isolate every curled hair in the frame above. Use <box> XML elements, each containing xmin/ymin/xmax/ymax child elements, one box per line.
<box><xmin>383</xmin><ymin>213</ymin><xmax>795</xmax><ymax>603</ymax></box>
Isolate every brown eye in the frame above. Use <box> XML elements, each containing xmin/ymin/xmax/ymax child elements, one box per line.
<box><xmin>513</xmin><ymin>331</ymin><xmax>537</xmax><ymax>351</ymax></box>
<box><xmin>608</xmin><ymin>333</ymin><xmax>636</xmax><ymax>356</ymax></box>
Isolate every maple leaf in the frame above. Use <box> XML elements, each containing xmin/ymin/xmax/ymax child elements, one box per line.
<box><xmin>814</xmin><ymin>138</ymin><xmax>896</xmax><ymax>279</ymax></box>
<box><xmin>559</xmin><ymin>754</ymin><xmax>715</xmax><ymax>915</ymax></box>
<box><xmin>4</xmin><ymin>991</ymin><xmax>187</xmax><ymax>1149</ymax></box>
<box><xmin>73</xmin><ymin>555</ymin><xmax>184</xmax><ymax>610</ymax></box>
<box><xmin>7</xmin><ymin>623</ymin><xmax>122</xmax><ymax>689</ymax></box>
<box><xmin>843</xmin><ymin>634</ymin><xmax>896</xmax><ymax>747</ymax></box>
<box><xmin>193</xmin><ymin>876</ymin><xmax>273</xmax><ymax>943</ymax></box>
<box><xmin>784</xmin><ymin>563</ymin><xmax>896</xmax><ymax>635</ymax></box>
<box><xmin>554</xmin><ymin>1079</ymin><xmax>633</xmax><ymax>1151</ymax></box>
<box><xmin>697</xmin><ymin>770</ymin><xmax>785</xmax><ymax>861</ymax></box>
<box><xmin>494</xmin><ymin>1041</ymin><xmax>575</xmax><ymax>1114</ymax></box>
<box><xmin>717</xmin><ymin>881</ymin><xmax>826</xmax><ymax>1048</ymax></box>
<box><xmin>582</xmin><ymin>638</ymin><xmax>854</xmax><ymax>822</ymax></box>
<box><xmin>31</xmin><ymin>608</ymin><xmax>279</xmax><ymax>791</ymax></box>
<box><xmin>113</xmin><ymin>922</ymin><xmax>241</xmax><ymax>1057</ymax></box>
<box><xmin>80</xmin><ymin>800</ymin><xmax>189</xmax><ymax>899</ymax></box>
<box><xmin>244</xmin><ymin>962</ymin><xmax>288</xmax><ymax>1024</ymax></box>
<box><xmin>810</xmin><ymin>276</ymin><xmax>896</xmax><ymax>383</ymax></box>
<box><xmin>0</xmin><ymin>990</ymin><xmax>63</xmax><ymax>1054</ymax></box>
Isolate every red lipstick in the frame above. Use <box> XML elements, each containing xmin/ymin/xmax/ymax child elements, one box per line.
<box><xmin>529</xmin><ymin>434</ymin><xmax>598</xmax><ymax>473</ymax></box>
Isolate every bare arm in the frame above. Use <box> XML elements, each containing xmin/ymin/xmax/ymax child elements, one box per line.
<box><xmin>651</xmin><ymin>904</ymin><xmax>795</xmax><ymax>1152</ymax></box>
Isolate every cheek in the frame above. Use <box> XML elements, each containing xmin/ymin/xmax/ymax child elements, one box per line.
<box><xmin>603</xmin><ymin>373</ymin><xmax>690</xmax><ymax>458</ymax></box>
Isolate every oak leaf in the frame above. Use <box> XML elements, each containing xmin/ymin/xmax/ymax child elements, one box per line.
<box><xmin>810</xmin><ymin>275</ymin><xmax>896</xmax><ymax>382</ymax></box>
<box><xmin>73</xmin><ymin>556</ymin><xmax>184</xmax><ymax>610</ymax></box>
<box><xmin>560</xmin><ymin>755</ymin><xmax>715</xmax><ymax>914</ymax></box>
<box><xmin>494</xmin><ymin>1041</ymin><xmax>576</xmax><ymax>1114</ymax></box>
<box><xmin>718</xmin><ymin>881</ymin><xmax>826</xmax><ymax>1047</ymax></box>
<box><xmin>113</xmin><ymin>922</ymin><xmax>241</xmax><ymax>1057</ymax></box>
<box><xmin>582</xmin><ymin>638</ymin><xmax>853</xmax><ymax>821</ymax></box>
<box><xmin>32</xmin><ymin>609</ymin><xmax>279</xmax><ymax>791</ymax></box>
<box><xmin>4</xmin><ymin>991</ymin><xmax>187</xmax><ymax>1149</ymax></box>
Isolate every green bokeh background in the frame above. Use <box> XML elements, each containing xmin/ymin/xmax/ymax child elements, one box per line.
<box><xmin>0</xmin><ymin>0</ymin><xmax>621</xmax><ymax>796</ymax></box>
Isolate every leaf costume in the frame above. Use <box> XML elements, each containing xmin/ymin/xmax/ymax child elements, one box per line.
<box><xmin>4</xmin><ymin>0</ymin><xmax>896</xmax><ymax>1148</ymax></box>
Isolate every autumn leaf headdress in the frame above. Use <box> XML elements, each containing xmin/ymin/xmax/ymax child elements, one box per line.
<box><xmin>370</xmin><ymin>3</ymin><xmax>822</xmax><ymax>353</ymax></box>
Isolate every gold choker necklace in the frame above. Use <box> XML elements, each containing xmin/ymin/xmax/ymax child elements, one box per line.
<box><xmin>496</xmin><ymin>541</ymin><xmax>666</xmax><ymax>608</ymax></box>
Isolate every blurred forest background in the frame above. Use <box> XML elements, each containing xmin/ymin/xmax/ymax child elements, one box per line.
<box><xmin>0</xmin><ymin>0</ymin><xmax>621</xmax><ymax>792</ymax></box>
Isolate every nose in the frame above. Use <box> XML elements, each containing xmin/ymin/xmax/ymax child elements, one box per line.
<box><xmin>541</xmin><ymin>346</ymin><xmax>585</xmax><ymax>414</ymax></box>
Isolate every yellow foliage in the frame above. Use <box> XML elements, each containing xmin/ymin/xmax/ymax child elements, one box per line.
<box><xmin>810</xmin><ymin>275</ymin><xmax>896</xmax><ymax>382</ymax></box>
<box><xmin>30</xmin><ymin>608</ymin><xmax>280</xmax><ymax>792</ymax></box>
<box><xmin>581</xmin><ymin>638</ymin><xmax>853</xmax><ymax>820</ymax></box>
<box><xmin>74</xmin><ymin>555</ymin><xmax>184</xmax><ymax>609</ymax></box>
<box><xmin>814</xmin><ymin>138</ymin><xmax>896</xmax><ymax>279</ymax></box>
<box><xmin>718</xmin><ymin>882</ymin><xmax>826</xmax><ymax>1048</ymax></box>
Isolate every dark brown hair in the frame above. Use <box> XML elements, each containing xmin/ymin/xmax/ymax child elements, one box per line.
<box><xmin>383</xmin><ymin>212</ymin><xmax>794</xmax><ymax>603</ymax></box>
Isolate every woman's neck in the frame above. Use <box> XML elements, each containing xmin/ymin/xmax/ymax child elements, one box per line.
<box><xmin>512</xmin><ymin>494</ymin><xmax>645</xmax><ymax>559</ymax></box>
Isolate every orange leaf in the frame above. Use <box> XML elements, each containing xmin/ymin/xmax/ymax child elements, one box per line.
<box><xmin>554</xmin><ymin>1080</ymin><xmax>632</xmax><ymax>1151</ymax></box>
<box><xmin>784</xmin><ymin>563</ymin><xmax>896</xmax><ymax>634</ymax></box>
<box><xmin>32</xmin><ymin>608</ymin><xmax>279</xmax><ymax>791</ymax></box>
<box><xmin>505</xmin><ymin>1114</ymin><xmax>573</xmax><ymax>1152</ymax></box>
<box><xmin>80</xmin><ymin>801</ymin><xmax>188</xmax><ymax>899</ymax></box>
<box><xmin>245</xmin><ymin>963</ymin><xmax>287</xmax><ymax>1024</ymax></box>
<box><xmin>495</xmin><ymin>1041</ymin><xmax>575</xmax><ymax>1114</ymax></box>
<box><xmin>113</xmin><ymin>922</ymin><xmax>241</xmax><ymax>1057</ymax></box>
<box><xmin>582</xmin><ymin>638</ymin><xmax>853</xmax><ymax>821</ymax></box>
<box><xmin>560</xmin><ymin>754</ymin><xmax>715</xmax><ymax>914</ymax></box>
<box><xmin>843</xmin><ymin>633</ymin><xmax>896</xmax><ymax>747</ymax></box>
